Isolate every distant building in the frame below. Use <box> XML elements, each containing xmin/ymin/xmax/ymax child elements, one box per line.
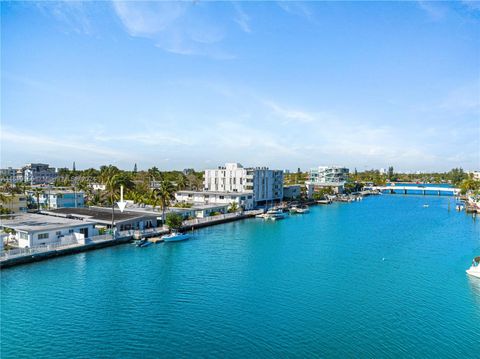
<box><xmin>204</xmin><ymin>162</ymin><xmax>284</xmax><ymax>205</ymax></box>
<box><xmin>183</xmin><ymin>168</ymin><xmax>195</xmax><ymax>175</ymax></box>
<box><xmin>30</xmin><ymin>190</ymin><xmax>85</xmax><ymax>209</ymax></box>
<box><xmin>1</xmin><ymin>213</ymin><xmax>98</xmax><ymax>248</ymax></box>
<box><xmin>0</xmin><ymin>193</ymin><xmax>28</xmax><ymax>213</ymax></box>
<box><xmin>22</xmin><ymin>163</ymin><xmax>57</xmax><ymax>184</ymax></box>
<box><xmin>467</xmin><ymin>171</ymin><xmax>480</xmax><ymax>180</ymax></box>
<box><xmin>0</xmin><ymin>167</ymin><xmax>23</xmax><ymax>183</ymax></box>
<box><xmin>283</xmin><ymin>185</ymin><xmax>301</xmax><ymax>200</ymax></box>
<box><xmin>306</xmin><ymin>166</ymin><xmax>349</xmax><ymax>197</ymax></box>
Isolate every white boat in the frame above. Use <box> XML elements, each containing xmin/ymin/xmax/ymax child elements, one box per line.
<box><xmin>466</xmin><ymin>257</ymin><xmax>480</xmax><ymax>278</ymax></box>
<box><xmin>423</xmin><ymin>204</ymin><xmax>429</xmax><ymax>208</ymax></box>
<box><xmin>265</xmin><ymin>209</ymin><xmax>286</xmax><ymax>220</ymax></box>
<box><xmin>162</xmin><ymin>232</ymin><xmax>190</xmax><ymax>242</ymax></box>
<box><xmin>296</xmin><ymin>206</ymin><xmax>309</xmax><ymax>214</ymax></box>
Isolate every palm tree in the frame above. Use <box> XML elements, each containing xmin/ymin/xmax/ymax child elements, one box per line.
<box><xmin>228</xmin><ymin>201</ymin><xmax>239</xmax><ymax>213</ymax></box>
<box><xmin>152</xmin><ymin>179</ymin><xmax>175</xmax><ymax>226</ymax></box>
<box><xmin>31</xmin><ymin>187</ymin><xmax>44</xmax><ymax>211</ymax></box>
<box><xmin>176</xmin><ymin>173</ymin><xmax>188</xmax><ymax>190</ymax></box>
<box><xmin>103</xmin><ymin>172</ymin><xmax>134</xmax><ymax>235</ymax></box>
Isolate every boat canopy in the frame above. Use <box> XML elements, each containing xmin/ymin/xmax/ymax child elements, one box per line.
<box><xmin>474</xmin><ymin>256</ymin><xmax>480</xmax><ymax>263</ymax></box>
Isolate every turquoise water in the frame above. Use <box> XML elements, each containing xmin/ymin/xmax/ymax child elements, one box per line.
<box><xmin>1</xmin><ymin>196</ymin><xmax>479</xmax><ymax>358</ymax></box>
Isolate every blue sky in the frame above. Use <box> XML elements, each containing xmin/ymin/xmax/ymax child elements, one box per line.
<box><xmin>1</xmin><ymin>1</ymin><xmax>479</xmax><ymax>172</ymax></box>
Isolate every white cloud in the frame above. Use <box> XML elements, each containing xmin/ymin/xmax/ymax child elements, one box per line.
<box><xmin>277</xmin><ymin>1</ymin><xmax>313</xmax><ymax>20</ymax></box>
<box><xmin>36</xmin><ymin>2</ymin><xmax>93</xmax><ymax>35</ymax></box>
<box><xmin>233</xmin><ymin>2</ymin><xmax>251</xmax><ymax>33</ymax></box>
<box><xmin>1</xmin><ymin>127</ymin><xmax>134</xmax><ymax>167</ymax></box>
<box><xmin>112</xmin><ymin>1</ymin><xmax>234</xmax><ymax>59</ymax></box>
<box><xmin>263</xmin><ymin>100</ymin><xmax>316</xmax><ymax>124</ymax></box>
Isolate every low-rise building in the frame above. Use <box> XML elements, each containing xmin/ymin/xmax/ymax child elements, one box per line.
<box><xmin>42</xmin><ymin>207</ymin><xmax>157</xmax><ymax>232</ymax></box>
<box><xmin>126</xmin><ymin>203</ymin><xmax>230</xmax><ymax>221</ymax></box>
<box><xmin>175</xmin><ymin>190</ymin><xmax>254</xmax><ymax>210</ymax></box>
<box><xmin>31</xmin><ymin>190</ymin><xmax>85</xmax><ymax>209</ymax></box>
<box><xmin>283</xmin><ymin>185</ymin><xmax>301</xmax><ymax>200</ymax></box>
<box><xmin>0</xmin><ymin>193</ymin><xmax>28</xmax><ymax>213</ymax></box>
<box><xmin>0</xmin><ymin>213</ymin><xmax>98</xmax><ymax>248</ymax></box>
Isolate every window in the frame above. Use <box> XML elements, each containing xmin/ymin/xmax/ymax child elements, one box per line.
<box><xmin>19</xmin><ymin>232</ymin><xmax>28</xmax><ymax>240</ymax></box>
<box><xmin>219</xmin><ymin>196</ymin><xmax>224</xmax><ymax>199</ymax></box>
<box><xmin>56</xmin><ymin>231</ymin><xmax>61</xmax><ymax>236</ymax></box>
<box><xmin>69</xmin><ymin>229</ymin><xmax>74</xmax><ymax>234</ymax></box>
<box><xmin>38</xmin><ymin>233</ymin><xmax>49</xmax><ymax>239</ymax></box>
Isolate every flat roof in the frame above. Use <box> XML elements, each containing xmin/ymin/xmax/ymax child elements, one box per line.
<box><xmin>0</xmin><ymin>213</ymin><xmax>94</xmax><ymax>233</ymax></box>
<box><xmin>176</xmin><ymin>190</ymin><xmax>253</xmax><ymax>196</ymax></box>
<box><xmin>42</xmin><ymin>207</ymin><xmax>156</xmax><ymax>224</ymax></box>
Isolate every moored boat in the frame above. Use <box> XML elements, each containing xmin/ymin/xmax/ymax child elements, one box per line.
<box><xmin>466</xmin><ymin>257</ymin><xmax>480</xmax><ymax>278</ymax></box>
<box><xmin>162</xmin><ymin>232</ymin><xmax>190</xmax><ymax>242</ymax></box>
<box><xmin>264</xmin><ymin>209</ymin><xmax>286</xmax><ymax>220</ymax></box>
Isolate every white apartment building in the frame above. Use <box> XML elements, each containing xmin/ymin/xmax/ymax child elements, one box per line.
<box><xmin>204</xmin><ymin>163</ymin><xmax>284</xmax><ymax>205</ymax></box>
<box><xmin>306</xmin><ymin>166</ymin><xmax>349</xmax><ymax>197</ymax></box>
<box><xmin>23</xmin><ymin>163</ymin><xmax>57</xmax><ymax>184</ymax></box>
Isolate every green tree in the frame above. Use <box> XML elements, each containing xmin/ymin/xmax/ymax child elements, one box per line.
<box><xmin>31</xmin><ymin>187</ymin><xmax>44</xmax><ymax>211</ymax></box>
<box><xmin>153</xmin><ymin>179</ymin><xmax>175</xmax><ymax>226</ymax></box>
<box><xmin>165</xmin><ymin>212</ymin><xmax>184</xmax><ymax>230</ymax></box>
<box><xmin>228</xmin><ymin>201</ymin><xmax>239</xmax><ymax>213</ymax></box>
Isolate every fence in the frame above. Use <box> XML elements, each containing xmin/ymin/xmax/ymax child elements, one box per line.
<box><xmin>1</xmin><ymin>211</ymin><xmax>263</xmax><ymax>262</ymax></box>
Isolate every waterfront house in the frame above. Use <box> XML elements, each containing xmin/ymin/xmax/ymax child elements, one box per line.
<box><xmin>42</xmin><ymin>207</ymin><xmax>157</xmax><ymax>232</ymax></box>
<box><xmin>0</xmin><ymin>213</ymin><xmax>98</xmax><ymax>248</ymax></box>
<box><xmin>175</xmin><ymin>190</ymin><xmax>254</xmax><ymax>210</ymax></box>
<box><xmin>126</xmin><ymin>202</ymin><xmax>230</xmax><ymax>221</ymax></box>
<box><xmin>306</xmin><ymin>166</ymin><xmax>349</xmax><ymax>197</ymax></box>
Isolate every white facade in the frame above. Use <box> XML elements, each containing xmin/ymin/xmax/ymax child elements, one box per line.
<box><xmin>23</xmin><ymin>163</ymin><xmax>57</xmax><ymax>184</ymax></box>
<box><xmin>0</xmin><ymin>213</ymin><xmax>98</xmax><ymax>248</ymax></box>
<box><xmin>306</xmin><ymin>166</ymin><xmax>349</xmax><ymax>198</ymax></box>
<box><xmin>175</xmin><ymin>190</ymin><xmax>254</xmax><ymax>210</ymax></box>
<box><xmin>204</xmin><ymin>163</ymin><xmax>283</xmax><ymax>205</ymax></box>
<box><xmin>308</xmin><ymin>166</ymin><xmax>349</xmax><ymax>184</ymax></box>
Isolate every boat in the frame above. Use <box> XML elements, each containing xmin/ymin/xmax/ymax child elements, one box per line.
<box><xmin>162</xmin><ymin>232</ymin><xmax>190</xmax><ymax>242</ymax></box>
<box><xmin>136</xmin><ymin>239</ymin><xmax>148</xmax><ymax>247</ymax></box>
<box><xmin>289</xmin><ymin>205</ymin><xmax>309</xmax><ymax>214</ymax></box>
<box><xmin>423</xmin><ymin>204</ymin><xmax>429</xmax><ymax>208</ymax></box>
<box><xmin>466</xmin><ymin>257</ymin><xmax>480</xmax><ymax>278</ymax></box>
<box><xmin>296</xmin><ymin>205</ymin><xmax>309</xmax><ymax>214</ymax></box>
<box><xmin>139</xmin><ymin>240</ymin><xmax>153</xmax><ymax>248</ymax></box>
<box><xmin>264</xmin><ymin>209</ymin><xmax>286</xmax><ymax>220</ymax></box>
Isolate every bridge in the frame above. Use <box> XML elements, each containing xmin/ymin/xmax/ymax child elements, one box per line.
<box><xmin>366</xmin><ymin>186</ymin><xmax>460</xmax><ymax>196</ymax></box>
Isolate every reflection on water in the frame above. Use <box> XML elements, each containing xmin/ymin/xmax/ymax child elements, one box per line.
<box><xmin>467</xmin><ymin>274</ymin><xmax>480</xmax><ymax>306</ymax></box>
